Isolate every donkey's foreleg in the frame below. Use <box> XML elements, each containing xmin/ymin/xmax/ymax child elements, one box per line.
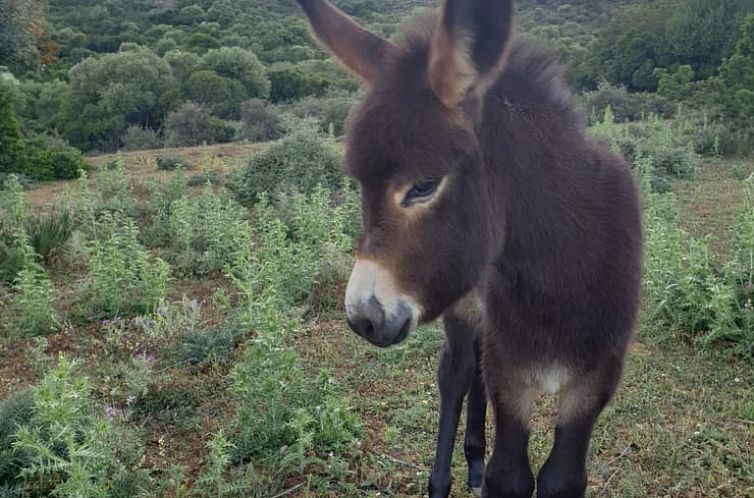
<box><xmin>428</xmin><ymin>315</ymin><xmax>476</xmax><ymax>498</ymax></box>
<box><xmin>464</xmin><ymin>339</ymin><xmax>486</xmax><ymax>495</ymax></box>
<box><xmin>482</xmin><ymin>388</ymin><xmax>537</xmax><ymax>498</ymax></box>
<box><xmin>536</xmin><ymin>362</ymin><xmax>623</xmax><ymax>498</ymax></box>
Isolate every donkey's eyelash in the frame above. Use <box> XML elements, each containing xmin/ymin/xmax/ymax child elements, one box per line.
<box><xmin>401</xmin><ymin>178</ymin><xmax>441</xmax><ymax>207</ymax></box>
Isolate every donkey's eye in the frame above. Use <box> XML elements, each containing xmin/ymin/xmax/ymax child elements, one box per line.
<box><xmin>405</xmin><ymin>179</ymin><xmax>439</xmax><ymax>203</ymax></box>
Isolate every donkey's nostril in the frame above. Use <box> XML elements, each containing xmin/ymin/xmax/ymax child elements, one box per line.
<box><xmin>348</xmin><ymin>317</ymin><xmax>375</xmax><ymax>338</ymax></box>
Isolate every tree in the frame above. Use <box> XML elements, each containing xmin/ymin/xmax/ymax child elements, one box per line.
<box><xmin>268</xmin><ymin>62</ymin><xmax>330</xmax><ymax>103</ymax></box>
<box><xmin>0</xmin><ymin>84</ymin><xmax>28</xmax><ymax>174</ymax></box>
<box><xmin>58</xmin><ymin>45</ymin><xmax>176</xmax><ymax>152</ymax></box>
<box><xmin>200</xmin><ymin>47</ymin><xmax>270</xmax><ymax>99</ymax></box>
<box><xmin>0</xmin><ymin>0</ymin><xmax>43</xmax><ymax>73</ymax></box>
<box><xmin>163</xmin><ymin>102</ymin><xmax>211</xmax><ymax>147</ymax></box>
<box><xmin>718</xmin><ymin>14</ymin><xmax>754</xmax><ymax>122</ymax></box>
<box><xmin>181</xmin><ymin>69</ymin><xmax>247</xmax><ymax>119</ymax></box>
<box><xmin>654</xmin><ymin>65</ymin><xmax>695</xmax><ymax>101</ymax></box>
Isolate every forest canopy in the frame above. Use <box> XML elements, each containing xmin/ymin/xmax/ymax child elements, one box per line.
<box><xmin>1</xmin><ymin>0</ymin><xmax>753</xmax><ymax>157</ymax></box>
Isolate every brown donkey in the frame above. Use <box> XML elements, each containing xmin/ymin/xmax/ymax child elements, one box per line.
<box><xmin>295</xmin><ymin>1</ymin><xmax>643</xmax><ymax>497</ymax></box>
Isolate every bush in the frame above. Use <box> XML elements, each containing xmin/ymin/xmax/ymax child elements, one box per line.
<box><xmin>285</xmin><ymin>92</ymin><xmax>358</xmax><ymax>136</ymax></box>
<box><xmin>208</xmin><ymin>117</ymin><xmax>236</xmax><ymax>144</ymax></box>
<box><xmin>24</xmin><ymin>134</ymin><xmax>89</xmax><ymax>180</ymax></box>
<box><xmin>121</xmin><ymin>126</ymin><xmax>163</xmax><ymax>151</ymax></box>
<box><xmin>0</xmin><ymin>389</ymin><xmax>35</xmax><ymax>490</ymax></box>
<box><xmin>27</xmin><ymin>208</ymin><xmax>76</xmax><ymax>264</ymax></box>
<box><xmin>168</xmin><ymin>184</ymin><xmax>246</xmax><ymax>276</ymax></box>
<box><xmin>156</xmin><ymin>155</ymin><xmax>191</xmax><ymax>171</ymax></box>
<box><xmin>590</xmin><ymin>110</ymin><xmax>701</xmax><ymax>189</ymax></box>
<box><xmin>169</xmin><ymin>317</ymin><xmax>243</xmax><ymax>368</ymax></box>
<box><xmin>11</xmin><ymin>356</ymin><xmax>150</xmax><ymax>497</ymax></box>
<box><xmin>639</xmin><ymin>156</ymin><xmax>754</xmax><ymax>360</ymax></box>
<box><xmin>583</xmin><ymin>82</ymin><xmax>674</xmax><ymax>124</ymax></box>
<box><xmin>233</xmin><ymin>122</ymin><xmax>341</xmax><ymax>206</ymax></box>
<box><xmin>238</xmin><ymin>98</ymin><xmax>283</xmax><ymax>142</ymax></box>
<box><xmin>87</xmin><ymin>213</ymin><xmax>171</xmax><ymax>315</ymax></box>
<box><xmin>164</xmin><ymin>102</ymin><xmax>212</xmax><ymax>147</ymax></box>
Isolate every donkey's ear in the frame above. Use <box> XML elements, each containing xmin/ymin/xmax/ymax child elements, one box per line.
<box><xmin>429</xmin><ymin>0</ymin><xmax>515</xmax><ymax>108</ymax></box>
<box><xmin>296</xmin><ymin>0</ymin><xmax>399</xmax><ymax>84</ymax></box>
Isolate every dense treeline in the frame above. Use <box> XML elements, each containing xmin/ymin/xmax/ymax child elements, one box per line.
<box><xmin>0</xmin><ymin>0</ymin><xmax>753</xmax><ymax>164</ymax></box>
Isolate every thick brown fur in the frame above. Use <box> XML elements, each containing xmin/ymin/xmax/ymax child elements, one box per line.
<box><xmin>296</xmin><ymin>2</ymin><xmax>643</xmax><ymax>497</ymax></box>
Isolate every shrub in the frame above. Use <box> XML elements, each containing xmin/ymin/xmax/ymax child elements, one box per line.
<box><xmin>0</xmin><ymin>389</ymin><xmax>35</xmax><ymax>490</ymax></box>
<box><xmin>233</xmin><ymin>122</ymin><xmax>341</xmax><ymax>206</ymax></box>
<box><xmin>285</xmin><ymin>92</ymin><xmax>357</xmax><ymax>136</ymax></box>
<box><xmin>590</xmin><ymin>110</ymin><xmax>701</xmax><ymax>189</ymax></box>
<box><xmin>11</xmin><ymin>355</ymin><xmax>150</xmax><ymax>497</ymax></box>
<box><xmin>156</xmin><ymin>155</ymin><xmax>191</xmax><ymax>171</ymax></box>
<box><xmin>238</xmin><ymin>98</ymin><xmax>283</xmax><ymax>142</ymax></box>
<box><xmin>168</xmin><ymin>184</ymin><xmax>246</xmax><ymax>275</ymax></box>
<box><xmin>87</xmin><ymin>213</ymin><xmax>170</xmax><ymax>315</ymax></box>
<box><xmin>168</xmin><ymin>317</ymin><xmax>243</xmax><ymax>368</ymax></box>
<box><xmin>583</xmin><ymin>82</ymin><xmax>674</xmax><ymax>124</ymax></box>
<box><xmin>3</xmin><ymin>229</ymin><xmax>58</xmax><ymax>337</ymax></box>
<box><xmin>639</xmin><ymin>156</ymin><xmax>754</xmax><ymax>359</ymax></box>
<box><xmin>121</xmin><ymin>125</ymin><xmax>163</xmax><ymax>151</ymax></box>
<box><xmin>22</xmin><ymin>133</ymin><xmax>88</xmax><ymax>181</ymax></box>
<box><xmin>27</xmin><ymin>208</ymin><xmax>76</xmax><ymax>264</ymax></box>
<box><xmin>208</xmin><ymin>117</ymin><xmax>236</xmax><ymax>144</ymax></box>
<box><xmin>164</xmin><ymin>102</ymin><xmax>212</xmax><ymax>147</ymax></box>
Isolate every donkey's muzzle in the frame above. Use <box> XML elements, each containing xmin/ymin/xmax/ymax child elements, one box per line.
<box><xmin>345</xmin><ymin>259</ymin><xmax>421</xmax><ymax>347</ymax></box>
<box><xmin>347</xmin><ymin>297</ymin><xmax>413</xmax><ymax>347</ymax></box>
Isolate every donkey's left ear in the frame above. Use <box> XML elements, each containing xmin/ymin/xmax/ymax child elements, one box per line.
<box><xmin>429</xmin><ymin>0</ymin><xmax>515</xmax><ymax>109</ymax></box>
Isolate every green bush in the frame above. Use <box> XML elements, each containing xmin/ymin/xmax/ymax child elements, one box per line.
<box><xmin>27</xmin><ymin>208</ymin><xmax>76</xmax><ymax>264</ymax></box>
<box><xmin>285</xmin><ymin>92</ymin><xmax>358</xmax><ymax>136</ymax></box>
<box><xmin>156</xmin><ymin>155</ymin><xmax>190</xmax><ymax>171</ymax></box>
<box><xmin>0</xmin><ymin>389</ymin><xmax>35</xmax><ymax>490</ymax></box>
<box><xmin>583</xmin><ymin>82</ymin><xmax>674</xmax><ymax>124</ymax></box>
<box><xmin>24</xmin><ymin>136</ymin><xmax>89</xmax><ymax>180</ymax></box>
<box><xmin>590</xmin><ymin>109</ymin><xmax>701</xmax><ymax>189</ymax></box>
<box><xmin>11</xmin><ymin>355</ymin><xmax>150</xmax><ymax>497</ymax></box>
<box><xmin>2</xmin><ymin>229</ymin><xmax>58</xmax><ymax>337</ymax></box>
<box><xmin>168</xmin><ymin>184</ymin><xmax>246</xmax><ymax>276</ymax></box>
<box><xmin>168</xmin><ymin>317</ymin><xmax>243</xmax><ymax>368</ymax></box>
<box><xmin>87</xmin><ymin>212</ymin><xmax>171</xmax><ymax>315</ymax></box>
<box><xmin>233</xmin><ymin>122</ymin><xmax>341</xmax><ymax>206</ymax></box>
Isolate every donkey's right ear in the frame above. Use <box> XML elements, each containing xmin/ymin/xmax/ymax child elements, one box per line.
<box><xmin>296</xmin><ymin>0</ymin><xmax>399</xmax><ymax>85</ymax></box>
<box><xmin>429</xmin><ymin>0</ymin><xmax>515</xmax><ymax>109</ymax></box>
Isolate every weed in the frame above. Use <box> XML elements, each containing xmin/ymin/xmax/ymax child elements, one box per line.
<box><xmin>87</xmin><ymin>213</ymin><xmax>170</xmax><ymax>315</ymax></box>
<box><xmin>12</xmin><ymin>355</ymin><xmax>149</xmax><ymax>497</ymax></box>
<box><xmin>4</xmin><ymin>229</ymin><xmax>58</xmax><ymax>337</ymax></box>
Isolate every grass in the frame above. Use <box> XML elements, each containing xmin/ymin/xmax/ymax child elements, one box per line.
<box><xmin>291</xmin><ymin>320</ymin><xmax>754</xmax><ymax>498</ymax></box>
<box><xmin>1</xmin><ymin>139</ymin><xmax>753</xmax><ymax>497</ymax></box>
<box><xmin>24</xmin><ymin>142</ymin><xmax>267</xmax><ymax>211</ymax></box>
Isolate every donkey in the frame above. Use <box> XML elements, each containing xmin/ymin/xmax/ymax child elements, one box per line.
<box><xmin>295</xmin><ymin>1</ymin><xmax>643</xmax><ymax>497</ymax></box>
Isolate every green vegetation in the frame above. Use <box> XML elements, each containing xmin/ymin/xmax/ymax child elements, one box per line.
<box><xmin>0</xmin><ymin>0</ymin><xmax>753</xmax><ymax>496</ymax></box>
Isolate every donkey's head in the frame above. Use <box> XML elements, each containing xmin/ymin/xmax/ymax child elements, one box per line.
<box><xmin>297</xmin><ymin>0</ymin><xmax>514</xmax><ymax>346</ymax></box>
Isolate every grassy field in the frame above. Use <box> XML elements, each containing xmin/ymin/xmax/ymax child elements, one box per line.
<box><xmin>1</xmin><ymin>142</ymin><xmax>753</xmax><ymax>498</ymax></box>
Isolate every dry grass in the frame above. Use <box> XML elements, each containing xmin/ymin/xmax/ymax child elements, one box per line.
<box><xmin>25</xmin><ymin>142</ymin><xmax>268</xmax><ymax>210</ymax></box>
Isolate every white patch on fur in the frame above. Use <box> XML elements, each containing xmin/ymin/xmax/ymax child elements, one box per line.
<box><xmin>345</xmin><ymin>259</ymin><xmax>422</xmax><ymax>330</ymax></box>
<box><xmin>452</xmin><ymin>289</ymin><xmax>485</xmax><ymax>328</ymax></box>
<box><xmin>530</xmin><ymin>365</ymin><xmax>571</xmax><ymax>395</ymax></box>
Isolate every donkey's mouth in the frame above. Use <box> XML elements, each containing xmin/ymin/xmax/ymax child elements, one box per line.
<box><xmin>391</xmin><ymin>317</ymin><xmax>413</xmax><ymax>345</ymax></box>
